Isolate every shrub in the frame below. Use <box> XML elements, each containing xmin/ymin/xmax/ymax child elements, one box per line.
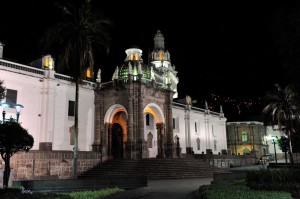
<box><xmin>198</xmin><ymin>184</ymin><xmax>292</xmax><ymax>199</ymax></box>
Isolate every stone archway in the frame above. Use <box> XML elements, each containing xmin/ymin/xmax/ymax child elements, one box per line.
<box><xmin>103</xmin><ymin>104</ymin><xmax>128</xmax><ymax>159</ymax></box>
<box><xmin>144</xmin><ymin>103</ymin><xmax>165</xmax><ymax>158</ymax></box>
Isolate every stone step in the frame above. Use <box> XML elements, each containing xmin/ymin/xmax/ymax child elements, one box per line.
<box><xmin>78</xmin><ymin>158</ymin><xmax>227</xmax><ymax>180</ymax></box>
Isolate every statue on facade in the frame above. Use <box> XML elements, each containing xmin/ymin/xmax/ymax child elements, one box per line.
<box><xmin>96</xmin><ymin>68</ymin><xmax>101</xmax><ymax>83</ymax></box>
<box><xmin>128</xmin><ymin>62</ymin><xmax>132</xmax><ymax>74</ymax></box>
<box><xmin>150</xmin><ymin>66</ymin><xmax>156</xmax><ymax>80</ymax></box>
<box><xmin>112</xmin><ymin>66</ymin><xmax>119</xmax><ymax>80</ymax></box>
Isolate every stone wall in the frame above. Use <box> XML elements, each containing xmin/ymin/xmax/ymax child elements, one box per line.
<box><xmin>194</xmin><ymin>154</ymin><xmax>256</xmax><ymax>168</ymax></box>
<box><xmin>1</xmin><ymin>150</ymin><xmax>102</xmax><ymax>181</ymax></box>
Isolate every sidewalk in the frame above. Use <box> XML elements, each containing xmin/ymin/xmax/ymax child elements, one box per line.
<box><xmin>104</xmin><ymin>161</ymin><xmax>287</xmax><ymax>199</ymax></box>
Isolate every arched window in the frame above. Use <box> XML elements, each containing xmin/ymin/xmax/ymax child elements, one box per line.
<box><xmin>242</xmin><ymin>131</ymin><xmax>248</xmax><ymax>141</ymax></box>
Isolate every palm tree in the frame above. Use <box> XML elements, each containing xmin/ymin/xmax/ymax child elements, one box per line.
<box><xmin>41</xmin><ymin>0</ymin><xmax>112</xmax><ymax>178</ymax></box>
<box><xmin>262</xmin><ymin>84</ymin><xmax>300</xmax><ymax>164</ymax></box>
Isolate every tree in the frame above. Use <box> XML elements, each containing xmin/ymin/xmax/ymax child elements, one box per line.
<box><xmin>41</xmin><ymin>0</ymin><xmax>112</xmax><ymax>178</ymax></box>
<box><xmin>277</xmin><ymin>135</ymin><xmax>289</xmax><ymax>163</ymax></box>
<box><xmin>0</xmin><ymin>79</ymin><xmax>6</xmax><ymax>101</ymax></box>
<box><xmin>0</xmin><ymin>119</ymin><xmax>34</xmax><ymax>188</ymax></box>
<box><xmin>262</xmin><ymin>84</ymin><xmax>300</xmax><ymax>164</ymax></box>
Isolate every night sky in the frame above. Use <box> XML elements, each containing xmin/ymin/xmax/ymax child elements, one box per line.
<box><xmin>1</xmin><ymin>1</ymin><xmax>300</xmax><ymax>107</ymax></box>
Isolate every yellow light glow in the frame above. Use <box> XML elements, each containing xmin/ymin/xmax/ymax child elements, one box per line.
<box><xmin>45</xmin><ymin>57</ymin><xmax>49</xmax><ymax>67</ymax></box>
<box><xmin>135</xmin><ymin>53</ymin><xmax>139</xmax><ymax>60</ymax></box>
<box><xmin>159</xmin><ymin>51</ymin><xmax>163</xmax><ymax>61</ymax></box>
<box><xmin>144</xmin><ymin>107</ymin><xmax>159</xmax><ymax>123</ymax></box>
<box><xmin>86</xmin><ymin>67</ymin><xmax>91</xmax><ymax>78</ymax></box>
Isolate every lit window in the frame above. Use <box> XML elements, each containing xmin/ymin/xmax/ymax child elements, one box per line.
<box><xmin>86</xmin><ymin>67</ymin><xmax>92</xmax><ymax>79</ymax></box>
<box><xmin>45</xmin><ymin>57</ymin><xmax>49</xmax><ymax>67</ymax></box>
<box><xmin>159</xmin><ymin>51</ymin><xmax>163</xmax><ymax>61</ymax></box>
<box><xmin>242</xmin><ymin>131</ymin><xmax>248</xmax><ymax>141</ymax></box>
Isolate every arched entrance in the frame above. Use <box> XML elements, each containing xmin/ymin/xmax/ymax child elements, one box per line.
<box><xmin>112</xmin><ymin>123</ymin><xmax>123</xmax><ymax>159</ymax></box>
<box><xmin>144</xmin><ymin>103</ymin><xmax>165</xmax><ymax>158</ymax></box>
<box><xmin>104</xmin><ymin>105</ymin><xmax>128</xmax><ymax>159</ymax></box>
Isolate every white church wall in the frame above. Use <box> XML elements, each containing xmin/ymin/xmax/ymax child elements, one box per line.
<box><xmin>0</xmin><ymin>68</ymin><xmax>43</xmax><ymax>150</ymax></box>
<box><xmin>144</xmin><ymin>114</ymin><xmax>157</xmax><ymax>158</ymax></box>
<box><xmin>172</xmin><ymin>106</ymin><xmax>186</xmax><ymax>153</ymax></box>
<box><xmin>0</xmin><ymin>62</ymin><xmax>95</xmax><ymax>152</ymax></box>
<box><xmin>189</xmin><ymin>111</ymin><xmax>206</xmax><ymax>154</ymax></box>
<box><xmin>172</xmin><ymin>105</ymin><xmax>227</xmax><ymax>155</ymax></box>
<box><xmin>208</xmin><ymin>116</ymin><xmax>227</xmax><ymax>154</ymax></box>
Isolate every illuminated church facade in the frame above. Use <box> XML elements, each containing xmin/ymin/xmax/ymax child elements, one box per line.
<box><xmin>0</xmin><ymin>30</ymin><xmax>227</xmax><ymax>162</ymax></box>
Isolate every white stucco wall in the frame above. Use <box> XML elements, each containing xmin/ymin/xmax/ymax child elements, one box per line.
<box><xmin>0</xmin><ymin>60</ymin><xmax>95</xmax><ymax>151</ymax></box>
<box><xmin>172</xmin><ymin>104</ymin><xmax>227</xmax><ymax>154</ymax></box>
<box><xmin>266</xmin><ymin>126</ymin><xmax>285</xmax><ymax>156</ymax></box>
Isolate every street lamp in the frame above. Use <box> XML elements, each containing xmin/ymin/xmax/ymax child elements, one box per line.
<box><xmin>272</xmin><ymin>136</ymin><xmax>278</xmax><ymax>164</ymax></box>
<box><xmin>0</xmin><ymin>102</ymin><xmax>9</xmax><ymax>123</ymax></box>
<box><xmin>0</xmin><ymin>102</ymin><xmax>24</xmax><ymax>123</ymax></box>
<box><xmin>15</xmin><ymin>104</ymin><xmax>24</xmax><ymax>122</ymax></box>
<box><xmin>250</xmin><ymin>124</ymin><xmax>257</xmax><ymax>163</ymax></box>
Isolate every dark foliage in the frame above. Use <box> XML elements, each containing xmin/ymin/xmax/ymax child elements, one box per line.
<box><xmin>0</xmin><ymin>79</ymin><xmax>6</xmax><ymax>101</ymax></box>
<box><xmin>0</xmin><ymin>120</ymin><xmax>34</xmax><ymax>187</ymax></box>
<box><xmin>0</xmin><ymin>120</ymin><xmax>34</xmax><ymax>155</ymax></box>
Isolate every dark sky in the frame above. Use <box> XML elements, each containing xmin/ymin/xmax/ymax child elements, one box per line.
<box><xmin>1</xmin><ymin>1</ymin><xmax>299</xmax><ymax>103</ymax></box>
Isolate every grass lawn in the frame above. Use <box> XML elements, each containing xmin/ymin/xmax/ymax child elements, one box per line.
<box><xmin>0</xmin><ymin>187</ymin><xmax>124</xmax><ymax>199</ymax></box>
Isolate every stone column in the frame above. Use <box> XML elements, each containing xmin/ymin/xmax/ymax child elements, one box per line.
<box><xmin>164</xmin><ymin>90</ymin><xmax>175</xmax><ymax>158</ymax></box>
<box><xmin>107</xmin><ymin>123</ymin><xmax>113</xmax><ymax>157</ymax></box>
<box><xmin>185</xmin><ymin>104</ymin><xmax>193</xmax><ymax>155</ymax></box>
<box><xmin>156</xmin><ymin>123</ymin><xmax>165</xmax><ymax>158</ymax></box>
<box><xmin>204</xmin><ymin>114</ymin><xmax>210</xmax><ymax>153</ymax></box>
<box><xmin>102</xmin><ymin>122</ymin><xmax>109</xmax><ymax>158</ymax></box>
<box><xmin>92</xmin><ymin>90</ymin><xmax>101</xmax><ymax>152</ymax></box>
<box><xmin>136</xmin><ymin>76</ymin><xmax>148</xmax><ymax>159</ymax></box>
<box><xmin>125</xmin><ymin>80</ymin><xmax>134</xmax><ymax>159</ymax></box>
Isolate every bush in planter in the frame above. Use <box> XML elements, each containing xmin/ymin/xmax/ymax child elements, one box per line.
<box><xmin>290</xmin><ymin>184</ymin><xmax>300</xmax><ymax>199</ymax></box>
<box><xmin>246</xmin><ymin>168</ymin><xmax>300</xmax><ymax>198</ymax></box>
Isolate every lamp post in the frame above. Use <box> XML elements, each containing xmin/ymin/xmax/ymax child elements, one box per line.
<box><xmin>272</xmin><ymin>136</ymin><xmax>277</xmax><ymax>164</ymax></box>
<box><xmin>250</xmin><ymin>124</ymin><xmax>256</xmax><ymax>163</ymax></box>
<box><xmin>1</xmin><ymin>102</ymin><xmax>9</xmax><ymax>122</ymax></box>
<box><xmin>0</xmin><ymin>102</ymin><xmax>24</xmax><ymax>123</ymax></box>
<box><xmin>15</xmin><ymin>104</ymin><xmax>24</xmax><ymax>122</ymax></box>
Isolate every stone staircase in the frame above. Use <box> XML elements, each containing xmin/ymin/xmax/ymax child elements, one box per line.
<box><xmin>78</xmin><ymin>157</ymin><xmax>228</xmax><ymax>180</ymax></box>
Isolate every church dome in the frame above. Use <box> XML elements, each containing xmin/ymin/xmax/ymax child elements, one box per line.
<box><xmin>119</xmin><ymin>61</ymin><xmax>151</xmax><ymax>80</ymax></box>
